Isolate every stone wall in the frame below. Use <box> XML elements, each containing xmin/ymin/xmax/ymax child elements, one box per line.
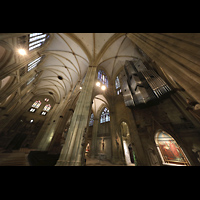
<box><xmin>114</xmin><ymin>92</ymin><xmax>200</xmax><ymax>166</ymax></box>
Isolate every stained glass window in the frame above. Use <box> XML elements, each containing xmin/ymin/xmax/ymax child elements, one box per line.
<box><xmin>43</xmin><ymin>104</ymin><xmax>51</xmax><ymax>112</ymax></box>
<box><xmin>89</xmin><ymin>113</ymin><xmax>94</xmax><ymax>126</ymax></box>
<box><xmin>40</xmin><ymin>104</ymin><xmax>51</xmax><ymax>116</ymax></box>
<box><xmin>115</xmin><ymin>76</ymin><xmax>120</xmax><ymax>89</ymax></box>
<box><xmin>29</xmin><ymin>100</ymin><xmax>41</xmax><ymax>113</ymax></box>
<box><xmin>100</xmin><ymin>107</ymin><xmax>110</xmax><ymax>124</ymax></box>
<box><xmin>155</xmin><ymin>130</ymin><xmax>190</xmax><ymax>166</ymax></box>
<box><xmin>31</xmin><ymin>100</ymin><xmax>41</xmax><ymax>109</ymax></box>
<box><xmin>115</xmin><ymin>76</ymin><xmax>121</xmax><ymax>95</ymax></box>
<box><xmin>98</xmin><ymin>70</ymin><xmax>108</xmax><ymax>88</ymax></box>
<box><xmin>29</xmin><ymin>33</ymin><xmax>50</xmax><ymax>51</ymax></box>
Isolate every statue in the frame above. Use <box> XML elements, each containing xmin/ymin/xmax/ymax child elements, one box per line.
<box><xmin>116</xmin><ymin>136</ymin><xmax>119</xmax><ymax>150</ymax></box>
<box><xmin>102</xmin><ymin>138</ymin><xmax>104</xmax><ymax>151</ymax></box>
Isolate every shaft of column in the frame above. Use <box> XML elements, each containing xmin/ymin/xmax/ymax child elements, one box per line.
<box><xmin>90</xmin><ymin>118</ymin><xmax>99</xmax><ymax>158</ymax></box>
<box><xmin>56</xmin><ymin>66</ymin><xmax>97</xmax><ymax>166</ymax></box>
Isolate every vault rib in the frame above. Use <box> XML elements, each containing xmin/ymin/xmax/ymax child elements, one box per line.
<box><xmin>57</xmin><ymin>33</ymin><xmax>82</xmax><ymax>79</ymax></box>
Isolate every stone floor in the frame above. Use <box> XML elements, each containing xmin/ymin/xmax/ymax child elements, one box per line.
<box><xmin>85</xmin><ymin>156</ymin><xmax>135</xmax><ymax>166</ymax></box>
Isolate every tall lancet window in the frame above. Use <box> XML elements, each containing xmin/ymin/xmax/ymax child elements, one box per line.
<box><xmin>97</xmin><ymin>70</ymin><xmax>108</xmax><ymax>88</ymax></box>
<box><xmin>155</xmin><ymin>130</ymin><xmax>190</xmax><ymax>166</ymax></box>
<box><xmin>27</xmin><ymin>56</ymin><xmax>42</xmax><ymax>72</ymax></box>
<box><xmin>29</xmin><ymin>33</ymin><xmax>50</xmax><ymax>51</ymax></box>
<box><xmin>115</xmin><ymin>76</ymin><xmax>121</xmax><ymax>95</ymax></box>
<box><xmin>100</xmin><ymin>107</ymin><xmax>110</xmax><ymax>124</ymax></box>
<box><xmin>41</xmin><ymin>104</ymin><xmax>51</xmax><ymax>116</ymax></box>
<box><xmin>29</xmin><ymin>100</ymin><xmax>41</xmax><ymax>113</ymax></box>
<box><xmin>89</xmin><ymin>113</ymin><xmax>94</xmax><ymax>127</ymax></box>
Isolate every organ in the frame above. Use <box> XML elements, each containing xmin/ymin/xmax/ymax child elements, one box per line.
<box><xmin>119</xmin><ymin>59</ymin><xmax>171</xmax><ymax>107</ymax></box>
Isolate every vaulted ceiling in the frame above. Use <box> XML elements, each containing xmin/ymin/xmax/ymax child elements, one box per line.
<box><xmin>35</xmin><ymin>33</ymin><xmax>143</xmax><ymax>103</ymax></box>
<box><xmin>92</xmin><ymin>94</ymin><xmax>109</xmax><ymax>116</ymax></box>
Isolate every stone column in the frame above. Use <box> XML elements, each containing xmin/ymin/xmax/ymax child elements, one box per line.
<box><xmin>56</xmin><ymin>66</ymin><xmax>97</xmax><ymax>166</ymax></box>
<box><xmin>0</xmin><ymin>92</ymin><xmax>34</xmax><ymax>133</ymax></box>
<box><xmin>90</xmin><ymin>117</ymin><xmax>99</xmax><ymax>158</ymax></box>
<box><xmin>109</xmin><ymin>107</ymin><xmax>118</xmax><ymax>163</ymax></box>
<box><xmin>115</xmin><ymin>126</ymin><xmax>126</xmax><ymax>165</ymax></box>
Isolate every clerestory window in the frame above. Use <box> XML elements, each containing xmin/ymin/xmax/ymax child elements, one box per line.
<box><xmin>100</xmin><ymin>107</ymin><xmax>110</xmax><ymax>124</ymax></box>
<box><xmin>97</xmin><ymin>70</ymin><xmax>108</xmax><ymax>88</ymax></box>
<box><xmin>29</xmin><ymin>100</ymin><xmax>41</xmax><ymax>113</ymax></box>
<box><xmin>115</xmin><ymin>76</ymin><xmax>121</xmax><ymax>95</ymax></box>
<box><xmin>40</xmin><ymin>104</ymin><xmax>51</xmax><ymax>116</ymax></box>
<box><xmin>29</xmin><ymin>33</ymin><xmax>50</xmax><ymax>51</ymax></box>
<box><xmin>89</xmin><ymin>113</ymin><xmax>94</xmax><ymax>126</ymax></box>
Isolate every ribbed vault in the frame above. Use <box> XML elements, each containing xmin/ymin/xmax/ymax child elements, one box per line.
<box><xmin>35</xmin><ymin>33</ymin><xmax>142</xmax><ymax>103</ymax></box>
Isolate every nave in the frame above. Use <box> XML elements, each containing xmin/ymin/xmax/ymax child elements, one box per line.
<box><xmin>1</xmin><ymin>33</ymin><xmax>200</xmax><ymax>166</ymax></box>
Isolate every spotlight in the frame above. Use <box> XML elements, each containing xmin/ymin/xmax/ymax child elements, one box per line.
<box><xmin>101</xmin><ymin>85</ymin><xmax>106</xmax><ymax>90</ymax></box>
<box><xmin>80</xmin><ymin>86</ymin><xmax>82</xmax><ymax>90</ymax></box>
<box><xmin>96</xmin><ymin>81</ymin><xmax>101</xmax><ymax>87</ymax></box>
<box><xmin>18</xmin><ymin>48</ymin><xmax>26</xmax><ymax>56</ymax></box>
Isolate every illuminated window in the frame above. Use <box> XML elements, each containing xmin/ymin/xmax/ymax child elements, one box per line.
<box><xmin>44</xmin><ymin>98</ymin><xmax>49</xmax><ymax>102</ymax></box>
<box><xmin>100</xmin><ymin>107</ymin><xmax>110</xmax><ymax>124</ymax></box>
<box><xmin>98</xmin><ymin>70</ymin><xmax>108</xmax><ymax>88</ymax></box>
<box><xmin>115</xmin><ymin>76</ymin><xmax>121</xmax><ymax>95</ymax></box>
<box><xmin>29</xmin><ymin>100</ymin><xmax>41</xmax><ymax>113</ymax></box>
<box><xmin>31</xmin><ymin>100</ymin><xmax>41</xmax><ymax>109</ymax></box>
<box><xmin>89</xmin><ymin>113</ymin><xmax>94</xmax><ymax>126</ymax></box>
<box><xmin>41</xmin><ymin>111</ymin><xmax>47</xmax><ymax>116</ymax></box>
<box><xmin>29</xmin><ymin>33</ymin><xmax>49</xmax><ymax>51</ymax></box>
<box><xmin>155</xmin><ymin>130</ymin><xmax>190</xmax><ymax>166</ymax></box>
<box><xmin>27</xmin><ymin>56</ymin><xmax>42</xmax><ymax>72</ymax></box>
<box><xmin>43</xmin><ymin>104</ymin><xmax>51</xmax><ymax>112</ymax></box>
<box><xmin>29</xmin><ymin>107</ymin><xmax>36</xmax><ymax>113</ymax></box>
<box><xmin>40</xmin><ymin>104</ymin><xmax>51</xmax><ymax>116</ymax></box>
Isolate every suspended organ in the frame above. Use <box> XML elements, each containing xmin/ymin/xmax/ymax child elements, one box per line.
<box><xmin>119</xmin><ymin>60</ymin><xmax>171</xmax><ymax>107</ymax></box>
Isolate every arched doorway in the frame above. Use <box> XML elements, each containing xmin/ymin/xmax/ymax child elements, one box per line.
<box><xmin>155</xmin><ymin>130</ymin><xmax>190</xmax><ymax>166</ymax></box>
<box><xmin>120</xmin><ymin>122</ymin><xmax>136</xmax><ymax>166</ymax></box>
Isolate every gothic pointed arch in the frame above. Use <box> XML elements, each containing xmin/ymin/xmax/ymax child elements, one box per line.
<box><xmin>92</xmin><ymin>94</ymin><xmax>109</xmax><ymax>117</ymax></box>
<box><xmin>94</xmin><ymin>33</ymin><xmax>127</xmax><ymax>66</ymax></box>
